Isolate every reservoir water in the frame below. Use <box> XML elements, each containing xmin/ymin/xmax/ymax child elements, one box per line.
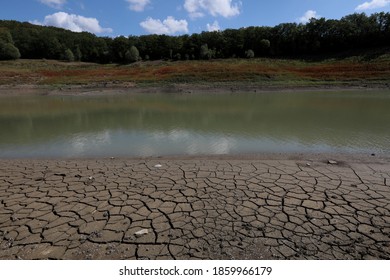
<box><xmin>0</xmin><ymin>91</ymin><xmax>389</xmax><ymax>158</ymax></box>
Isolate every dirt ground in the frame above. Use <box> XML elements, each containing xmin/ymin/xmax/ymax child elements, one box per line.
<box><xmin>1</xmin><ymin>154</ymin><xmax>389</xmax><ymax>260</ymax></box>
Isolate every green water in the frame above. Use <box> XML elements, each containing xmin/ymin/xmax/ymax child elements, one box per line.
<box><xmin>0</xmin><ymin>91</ymin><xmax>389</xmax><ymax>158</ymax></box>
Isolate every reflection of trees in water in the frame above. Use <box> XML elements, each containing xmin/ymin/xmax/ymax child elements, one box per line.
<box><xmin>0</xmin><ymin>93</ymin><xmax>389</xmax><ymax>154</ymax></box>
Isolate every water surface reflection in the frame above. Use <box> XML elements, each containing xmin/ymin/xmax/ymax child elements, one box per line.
<box><xmin>0</xmin><ymin>91</ymin><xmax>389</xmax><ymax>158</ymax></box>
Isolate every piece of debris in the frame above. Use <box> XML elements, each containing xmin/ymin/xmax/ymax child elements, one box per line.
<box><xmin>85</xmin><ymin>176</ymin><xmax>95</xmax><ymax>185</ymax></box>
<box><xmin>89</xmin><ymin>231</ymin><xmax>102</xmax><ymax>238</ymax></box>
<box><xmin>371</xmin><ymin>153</ymin><xmax>376</xmax><ymax>157</ymax></box>
<box><xmin>134</xmin><ymin>229</ymin><xmax>149</xmax><ymax>236</ymax></box>
<box><xmin>154</xmin><ymin>164</ymin><xmax>162</xmax><ymax>168</ymax></box>
<box><xmin>306</xmin><ymin>163</ymin><xmax>311</xmax><ymax>166</ymax></box>
<box><xmin>328</xmin><ymin>160</ymin><xmax>338</xmax><ymax>165</ymax></box>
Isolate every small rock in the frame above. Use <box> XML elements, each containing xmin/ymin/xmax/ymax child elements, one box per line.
<box><xmin>88</xmin><ymin>176</ymin><xmax>94</xmax><ymax>180</ymax></box>
<box><xmin>371</xmin><ymin>153</ymin><xmax>375</xmax><ymax>157</ymax></box>
<box><xmin>306</xmin><ymin>163</ymin><xmax>311</xmax><ymax>166</ymax></box>
<box><xmin>328</xmin><ymin>160</ymin><xmax>338</xmax><ymax>165</ymax></box>
<box><xmin>134</xmin><ymin>229</ymin><xmax>149</xmax><ymax>236</ymax></box>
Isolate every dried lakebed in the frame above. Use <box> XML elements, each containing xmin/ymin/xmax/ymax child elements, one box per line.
<box><xmin>0</xmin><ymin>157</ymin><xmax>389</xmax><ymax>260</ymax></box>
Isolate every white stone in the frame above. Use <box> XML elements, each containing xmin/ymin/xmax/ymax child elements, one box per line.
<box><xmin>134</xmin><ymin>229</ymin><xmax>149</xmax><ymax>236</ymax></box>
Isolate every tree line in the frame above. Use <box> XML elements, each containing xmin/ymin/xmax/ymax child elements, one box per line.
<box><xmin>1</xmin><ymin>12</ymin><xmax>390</xmax><ymax>63</ymax></box>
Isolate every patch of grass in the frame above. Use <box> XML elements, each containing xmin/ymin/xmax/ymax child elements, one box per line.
<box><xmin>0</xmin><ymin>55</ymin><xmax>389</xmax><ymax>87</ymax></box>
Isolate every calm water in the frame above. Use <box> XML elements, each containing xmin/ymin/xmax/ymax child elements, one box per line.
<box><xmin>0</xmin><ymin>91</ymin><xmax>389</xmax><ymax>158</ymax></box>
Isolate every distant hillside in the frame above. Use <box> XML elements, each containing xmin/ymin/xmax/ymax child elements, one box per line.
<box><xmin>1</xmin><ymin>12</ymin><xmax>390</xmax><ymax>64</ymax></box>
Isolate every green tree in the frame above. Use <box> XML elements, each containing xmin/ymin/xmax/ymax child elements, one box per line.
<box><xmin>245</xmin><ymin>49</ymin><xmax>255</xmax><ymax>58</ymax></box>
<box><xmin>273</xmin><ymin>23</ymin><xmax>300</xmax><ymax>55</ymax></box>
<box><xmin>112</xmin><ymin>36</ymin><xmax>130</xmax><ymax>62</ymax></box>
<box><xmin>200</xmin><ymin>44</ymin><xmax>211</xmax><ymax>60</ymax></box>
<box><xmin>74</xmin><ymin>46</ymin><xmax>82</xmax><ymax>61</ymax></box>
<box><xmin>222</xmin><ymin>29</ymin><xmax>245</xmax><ymax>57</ymax></box>
<box><xmin>0</xmin><ymin>41</ymin><xmax>21</xmax><ymax>60</ymax></box>
<box><xmin>2</xmin><ymin>12</ymin><xmax>390</xmax><ymax>63</ymax></box>
<box><xmin>259</xmin><ymin>39</ymin><xmax>271</xmax><ymax>55</ymax></box>
<box><xmin>64</xmin><ymin>48</ymin><xmax>74</xmax><ymax>62</ymax></box>
<box><xmin>125</xmin><ymin>45</ymin><xmax>140</xmax><ymax>63</ymax></box>
<box><xmin>0</xmin><ymin>28</ymin><xmax>13</xmax><ymax>44</ymax></box>
<box><xmin>0</xmin><ymin>28</ymin><xmax>20</xmax><ymax>60</ymax></box>
<box><xmin>138</xmin><ymin>34</ymin><xmax>159</xmax><ymax>60</ymax></box>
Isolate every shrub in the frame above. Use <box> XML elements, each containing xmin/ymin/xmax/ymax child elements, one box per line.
<box><xmin>245</xmin><ymin>49</ymin><xmax>255</xmax><ymax>58</ymax></box>
<box><xmin>125</xmin><ymin>46</ymin><xmax>140</xmax><ymax>63</ymax></box>
<box><xmin>200</xmin><ymin>44</ymin><xmax>211</xmax><ymax>60</ymax></box>
<box><xmin>0</xmin><ymin>41</ymin><xmax>21</xmax><ymax>60</ymax></box>
<box><xmin>64</xmin><ymin>48</ymin><xmax>75</xmax><ymax>62</ymax></box>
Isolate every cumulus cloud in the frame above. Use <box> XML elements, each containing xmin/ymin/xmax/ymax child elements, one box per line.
<box><xmin>356</xmin><ymin>0</ymin><xmax>390</xmax><ymax>11</ymax></box>
<box><xmin>140</xmin><ymin>16</ymin><xmax>189</xmax><ymax>35</ymax></box>
<box><xmin>32</xmin><ymin>12</ymin><xmax>113</xmax><ymax>34</ymax></box>
<box><xmin>126</xmin><ymin>0</ymin><xmax>151</xmax><ymax>12</ymax></box>
<box><xmin>206</xmin><ymin>20</ymin><xmax>221</xmax><ymax>31</ymax></box>
<box><xmin>298</xmin><ymin>10</ymin><xmax>320</xmax><ymax>23</ymax></box>
<box><xmin>184</xmin><ymin>0</ymin><xmax>241</xmax><ymax>19</ymax></box>
<box><xmin>38</xmin><ymin>0</ymin><xmax>66</xmax><ymax>9</ymax></box>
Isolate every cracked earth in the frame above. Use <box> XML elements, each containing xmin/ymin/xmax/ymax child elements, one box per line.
<box><xmin>0</xmin><ymin>157</ymin><xmax>389</xmax><ymax>260</ymax></box>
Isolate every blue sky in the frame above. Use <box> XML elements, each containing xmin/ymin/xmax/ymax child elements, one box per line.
<box><xmin>1</xmin><ymin>0</ymin><xmax>390</xmax><ymax>37</ymax></box>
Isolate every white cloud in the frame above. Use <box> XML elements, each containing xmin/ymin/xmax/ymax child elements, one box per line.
<box><xmin>38</xmin><ymin>0</ymin><xmax>66</xmax><ymax>9</ymax></box>
<box><xmin>126</xmin><ymin>0</ymin><xmax>151</xmax><ymax>12</ymax></box>
<box><xmin>356</xmin><ymin>0</ymin><xmax>390</xmax><ymax>11</ymax></box>
<box><xmin>32</xmin><ymin>12</ymin><xmax>113</xmax><ymax>34</ymax></box>
<box><xmin>140</xmin><ymin>16</ymin><xmax>189</xmax><ymax>35</ymax></box>
<box><xmin>298</xmin><ymin>10</ymin><xmax>320</xmax><ymax>23</ymax></box>
<box><xmin>184</xmin><ymin>0</ymin><xmax>241</xmax><ymax>19</ymax></box>
<box><xmin>206</xmin><ymin>20</ymin><xmax>220</xmax><ymax>31</ymax></box>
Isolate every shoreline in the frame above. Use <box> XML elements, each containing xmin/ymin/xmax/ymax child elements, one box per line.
<box><xmin>0</xmin><ymin>82</ymin><xmax>389</xmax><ymax>96</ymax></box>
<box><xmin>1</xmin><ymin>151</ymin><xmax>389</xmax><ymax>164</ymax></box>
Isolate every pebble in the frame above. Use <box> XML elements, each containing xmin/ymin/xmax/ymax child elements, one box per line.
<box><xmin>134</xmin><ymin>229</ymin><xmax>149</xmax><ymax>236</ymax></box>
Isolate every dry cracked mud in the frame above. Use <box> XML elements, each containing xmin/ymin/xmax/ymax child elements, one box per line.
<box><xmin>0</xmin><ymin>157</ymin><xmax>389</xmax><ymax>260</ymax></box>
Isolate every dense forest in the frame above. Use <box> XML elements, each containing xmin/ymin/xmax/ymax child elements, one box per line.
<box><xmin>1</xmin><ymin>12</ymin><xmax>390</xmax><ymax>63</ymax></box>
